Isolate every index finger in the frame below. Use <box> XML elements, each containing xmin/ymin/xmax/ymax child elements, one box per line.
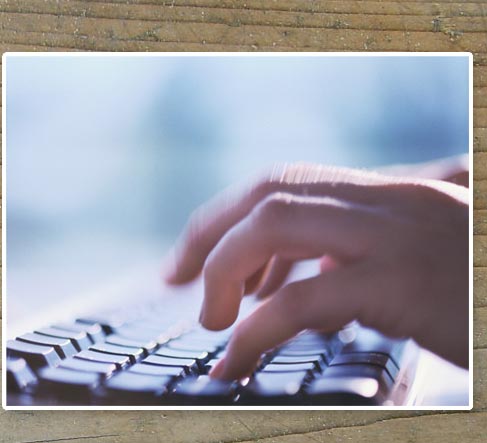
<box><xmin>210</xmin><ymin>266</ymin><xmax>366</xmax><ymax>381</ymax></box>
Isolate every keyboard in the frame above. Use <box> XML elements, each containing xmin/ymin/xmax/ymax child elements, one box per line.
<box><xmin>6</xmin><ymin>295</ymin><xmax>418</xmax><ymax>407</ymax></box>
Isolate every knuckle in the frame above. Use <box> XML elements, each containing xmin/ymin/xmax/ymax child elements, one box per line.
<box><xmin>254</xmin><ymin>192</ymin><xmax>294</xmax><ymax>227</ymax></box>
<box><xmin>251</xmin><ymin>168</ymin><xmax>283</xmax><ymax>201</ymax></box>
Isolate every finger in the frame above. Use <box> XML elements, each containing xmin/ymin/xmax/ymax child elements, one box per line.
<box><xmin>201</xmin><ymin>192</ymin><xmax>383</xmax><ymax>330</ymax></box>
<box><xmin>210</xmin><ymin>269</ymin><xmax>363</xmax><ymax>381</ymax></box>
<box><xmin>256</xmin><ymin>256</ymin><xmax>294</xmax><ymax>299</ymax></box>
<box><xmin>256</xmin><ymin>255</ymin><xmax>339</xmax><ymax>300</ymax></box>
<box><xmin>164</xmin><ymin>164</ymin><xmax>404</xmax><ymax>285</ymax></box>
<box><xmin>243</xmin><ymin>262</ymin><xmax>272</xmax><ymax>295</ymax></box>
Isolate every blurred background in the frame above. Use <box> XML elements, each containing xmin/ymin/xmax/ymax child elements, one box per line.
<box><xmin>5</xmin><ymin>55</ymin><xmax>469</xmax><ymax>317</ymax></box>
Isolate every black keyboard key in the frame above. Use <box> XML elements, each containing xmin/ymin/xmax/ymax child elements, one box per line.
<box><xmin>242</xmin><ymin>372</ymin><xmax>309</xmax><ymax>404</ymax></box>
<box><xmin>323</xmin><ymin>363</ymin><xmax>394</xmax><ymax>387</ymax></box>
<box><xmin>155</xmin><ymin>348</ymin><xmax>210</xmax><ymax>369</ymax></box>
<box><xmin>74</xmin><ymin>350</ymin><xmax>130</xmax><ymax>370</ymax></box>
<box><xmin>130</xmin><ymin>363</ymin><xmax>185</xmax><ymax>378</ymax></box>
<box><xmin>285</xmin><ymin>337</ymin><xmax>342</xmax><ymax>358</ymax></box>
<box><xmin>306</xmin><ymin>373</ymin><xmax>387</xmax><ymax>406</ymax></box>
<box><xmin>282</xmin><ymin>339</ymin><xmax>329</xmax><ymax>349</ymax></box>
<box><xmin>106</xmin><ymin>372</ymin><xmax>171</xmax><ymax>394</ymax></box>
<box><xmin>38</xmin><ymin>367</ymin><xmax>99</xmax><ymax>401</ymax></box>
<box><xmin>7</xmin><ymin>340</ymin><xmax>61</xmax><ymax>370</ymax></box>
<box><xmin>341</xmin><ymin>327</ymin><xmax>406</xmax><ymax>366</ymax></box>
<box><xmin>89</xmin><ymin>343</ymin><xmax>144</xmax><ymax>364</ymax></box>
<box><xmin>76</xmin><ymin>316</ymin><xmax>125</xmax><ymax>335</ymax></box>
<box><xmin>167</xmin><ymin>340</ymin><xmax>220</xmax><ymax>355</ymax></box>
<box><xmin>155</xmin><ymin>347</ymin><xmax>209</xmax><ymax>360</ymax></box>
<box><xmin>278</xmin><ymin>347</ymin><xmax>333</xmax><ymax>364</ymax></box>
<box><xmin>331</xmin><ymin>352</ymin><xmax>399</xmax><ymax>380</ymax></box>
<box><xmin>305</xmin><ymin>363</ymin><xmax>394</xmax><ymax>405</ymax></box>
<box><xmin>170</xmin><ymin>376</ymin><xmax>236</xmax><ymax>405</ymax></box>
<box><xmin>306</xmin><ymin>377</ymin><xmax>381</xmax><ymax>405</ymax></box>
<box><xmin>291</xmin><ymin>332</ymin><xmax>333</xmax><ymax>345</ymax></box>
<box><xmin>17</xmin><ymin>333</ymin><xmax>77</xmax><ymax>359</ymax></box>
<box><xmin>6</xmin><ymin>358</ymin><xmax>37</xmax><ymax>392</ymax></box>
<box><xmin>261</xmin><ymin>362</ymin><xmax>318</xmax><ymax>373</ymax></box>
<box><xmin>279</xmin><ymin>346</ymin><xmax>329</xmax><ymax>356</ymax></box>
<box><xmin>143</xmin><ymin>355</ymin><xmax>198</xmax><ymax>375</ymax></box>
<box><xmin>54</xmin><ymin>322</ymin><xmax>105</xmax><ymax>344</ymax></box>
<box><xmin>35</xmin><ymin>327</ymin><xmax>92</xmax><ymax>352</ymax></box>
<box><xmin>105</xmin><ymin>335</ymin><xmax>157</xmax><ymax>356</ymax></box>
<box><xmin>103</xmin><ymin>372</ymin><xmax>171</xmax><ymax>405</ymax></box>
<box><xmin>59</xmin><ymin>358</ymin><xmax>117</xmax><ymax>378</ymax></box>
<box><xmin>269</xmin><ymin>355</ymin><xmax>324</xmax><ymax>371</ymax></box>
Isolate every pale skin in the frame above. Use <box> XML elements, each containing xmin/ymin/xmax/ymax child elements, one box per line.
<box><xmin>164</xmin><ymin>158</ymin><xmax>469</xmax><ymax>381</ymax></box>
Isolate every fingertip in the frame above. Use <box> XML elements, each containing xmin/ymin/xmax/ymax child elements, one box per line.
<box><xmin>162</xmin><ymin>247</ymin><xmax>202</xmax><ymax>285</ymax></box>
<box><xmin>201</xmin><ymin>280</ymin><xmax>243</xmax><ymax>330</ymax></box>
<box><xmin>208</xmin><ymin>356</ymin><xmax>252</xmax><ymax>382</ymax></box>
<box><xmin>199</xmin><ymin>313</ymin><xmax>236</xmax><ymax>332</ymax></box>
<box><xmin>163</xmin><ymin>272</ymin><xmax>179</xmax><ymax>285</ymax></box>
<box><xmin>161</xmin><ymin>247</ymin><xmax>180</xmax><ymax>284</ymax></box>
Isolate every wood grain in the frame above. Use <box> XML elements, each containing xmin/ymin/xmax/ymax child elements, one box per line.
<box><xmin>0</xmin><ymin>0</ymin><xmax>485</xmax><ymax>442</ymax></box>
<box><xmin>474</xmin><ymin>268</ymin><xmax>487</xmax><ymax>307</ymax></box>
<box><xmin>0</xmin><ymin>410</ymin><xmax>447</xmax><ymax>443</ymax></box>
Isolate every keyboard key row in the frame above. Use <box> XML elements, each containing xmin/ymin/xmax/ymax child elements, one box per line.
<box><xmin>7</xmin><ymin>340</ymin><xmax>62</xmax><ymax>370</ymax></box>
<box><xmin>55</xmin><ymin>322</ymin><xmax>106</xmax><ymax>344</ymax></box>
<box><xmin>105</xmin><ymin>335</ymin><xmax>158</xmax><ymax>355</ymax></box>
<box><xmin>28</xmin><ymin>354</ymin><xmax>397</xmax><ymax>406</ymax></box>
<box><xmin>17</xmin><ymin>333</ymin><xmax>78</xmax><ymax>359</ymax></box>
<box><xmin>7</xmin><ymin>318</ymin><xmax>407</xmax><ymax>406</ymax></box>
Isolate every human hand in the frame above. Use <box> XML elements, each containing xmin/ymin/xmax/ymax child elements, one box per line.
<box><xmin>164</xmin><ymin>163</ymin><xmax>469</xmax><ymax>380</ymax></box>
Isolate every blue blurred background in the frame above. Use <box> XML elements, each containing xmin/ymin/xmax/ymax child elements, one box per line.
<box><xmin>5</xmin><ymin>55</ymin><xmax>469</xmax><ymax>308</ymax></box>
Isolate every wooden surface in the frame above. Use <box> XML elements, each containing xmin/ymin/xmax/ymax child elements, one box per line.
<box><xmin>0</xmin><ymin>1</ymin><xmax>486</xmax><ymax>442</ymax></box>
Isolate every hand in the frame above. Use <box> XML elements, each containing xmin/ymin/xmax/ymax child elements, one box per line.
<box><xmin>164</xmin><ymin>163</ymin><xmax>469</xmax><ymax>380</ymax></box>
